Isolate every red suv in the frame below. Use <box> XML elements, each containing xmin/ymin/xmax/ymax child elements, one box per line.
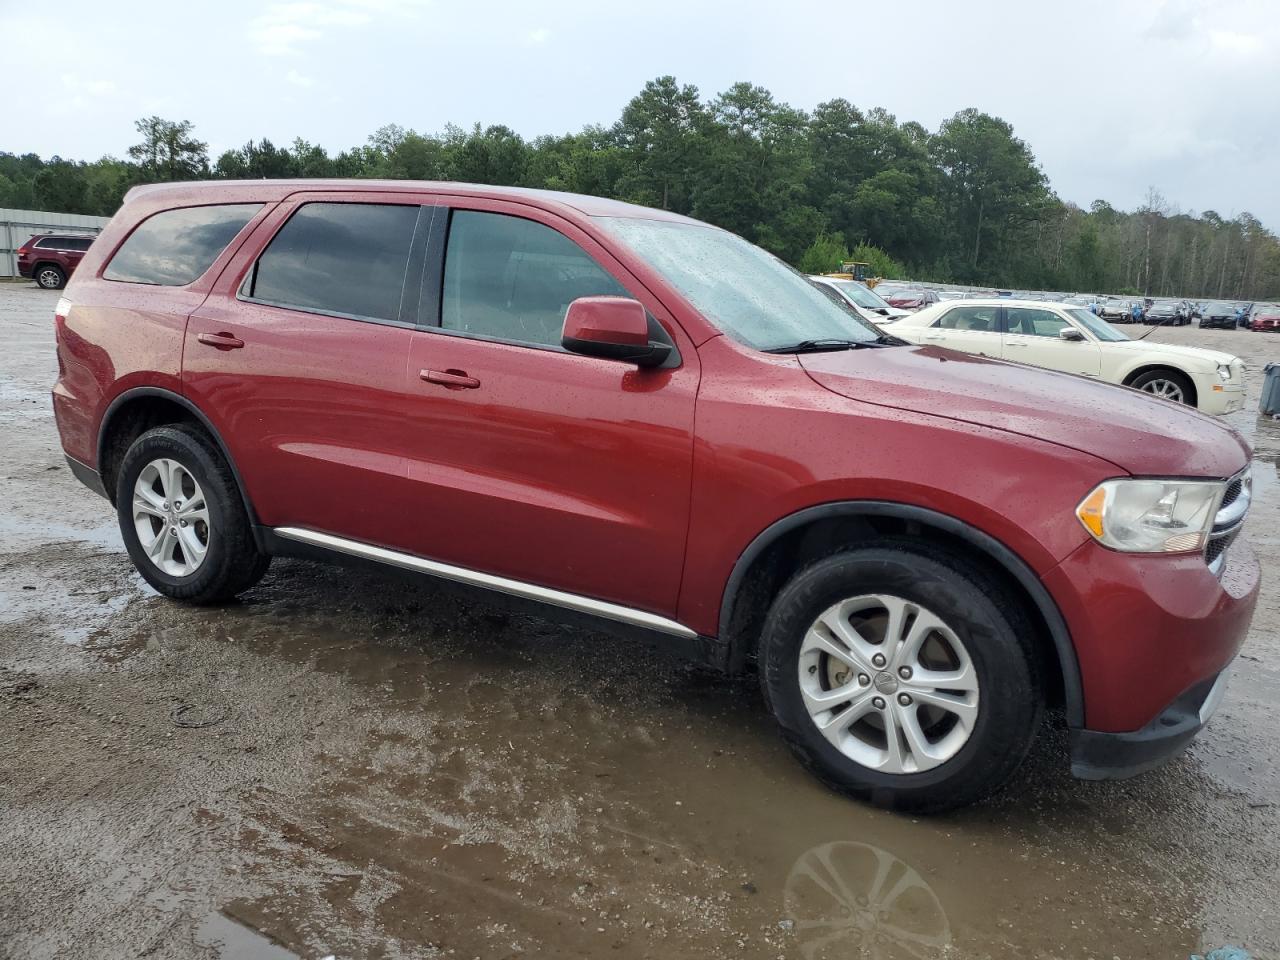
<box><xmin>51</xmin><ymin>181</ymin><xmax>1259</xmax><ymax>811</ymax></box>
<box><xmin>17</xmin><ymin>234</ymin><xmax>95</xmax><ymax>289</ymax></box>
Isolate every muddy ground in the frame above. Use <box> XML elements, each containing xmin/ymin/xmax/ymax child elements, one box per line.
<box><xmin>1</xmin><ymin>282</ymin><xmax>1278</xmax><ymax>960</ymax></box>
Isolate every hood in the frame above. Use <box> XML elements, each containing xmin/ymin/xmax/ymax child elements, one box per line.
<box><xmin>798</xmin><ymin>345</ymin><xmax>1250</xmax><ymax>477</ymax></box>
<box><xmin>1105</xmin><ymin>338</ymin><xmax>1238</xmax><ymax>367</ymax></box>
<box><xmin>861</xmin><ymin>305</ymin><xmax>911</xmax><ymax>323</ymax></box>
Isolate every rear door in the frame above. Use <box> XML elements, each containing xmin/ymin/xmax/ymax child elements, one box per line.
<box><xmin>916</xmin><ymin>304</ymin><xmax>1003</xmax><ymax>357</ymax></box>
<box><xmin>1001</xmin><ymin>306</ymin><xmax>1102</xmax><ymax>377</ymax></box>
<box><xmin>185</xmin><ymin>193</ymin><xmax>433</xmax><ymax>548</ymax></box>
<box><xmin>399</xmin><ymin>199</ymin><xmax>700</xmax><ymax>615</ymax></box>
<box><xmin>65</xmin><ymin>236</ymin><xmax>92</xmax><ymax>273</ymax></box>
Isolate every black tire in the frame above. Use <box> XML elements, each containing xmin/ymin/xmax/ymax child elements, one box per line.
<box><xmin>1128</xmin><ymin>367</ymin><xmax>1196</xmax><ymax>406</ymax></box>
<box><xmin>35</xmin><ymin>264</ymin><xmax>66</xmax><ymax>289</ymax></box>
<box><xmin>116</xmin><ymin>424</ymin><xmax>270</xmax><ymax>604</ymax></box>
<box><xmin>759</xmin><ymin>539</ymin><xmax>1042</xmax><ymax>813</ymax></box>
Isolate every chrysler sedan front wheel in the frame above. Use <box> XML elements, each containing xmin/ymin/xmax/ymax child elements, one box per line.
<box><xmin>759</xmin><ymin>539</ymin><xmax>1042</xmax><ymax>812</ymax></box>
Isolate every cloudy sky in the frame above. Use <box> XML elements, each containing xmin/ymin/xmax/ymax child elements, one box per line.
<box><xmin>4</xmin><ymin>0</ymin><xmax>1278</xmax><ymax>226</ymax></box>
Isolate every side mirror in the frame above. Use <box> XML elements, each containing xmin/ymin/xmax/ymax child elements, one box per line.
<box><xmin>1059</xmin><ymin>328</ymin><xmax>1085</xmax><ymax>342</ymax></box>
<box><xmin>562</xmin><ymin>297</ymin><xmax>671</xmax><ymax>367</ymax></box>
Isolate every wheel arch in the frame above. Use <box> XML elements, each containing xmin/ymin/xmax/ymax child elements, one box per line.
<box><xmin>97</xmin><ymin>387</ymin><xmax>258</xmax><ymax>527</ymax></box>
<box><xmin>718</xmin><ymin>500</ymin><xmax>1085</xmax><ymax>727</ymax></box>
<box><xmin>33</xmin><ymin>260</ymin><xmax>66</xmax><ymax>282</ymax></box>
<box><xmin>1121</xmin><ymin>363</ymin><xmax>1199</xmax><ymax>405</ymax></box>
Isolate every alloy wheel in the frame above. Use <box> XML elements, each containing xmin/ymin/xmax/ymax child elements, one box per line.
<box><xmin>1139</xmin><ymin>378</ymin><xmax>1184</xmax><ymax>403</ymax></box>
<box><xmin>797</xmin><ymin>594</ymin><xmax>979</xmax><ymax>775</ymax></box>
<box><xmin>132</xmin><ymin>458</ymin><xmax>211</xmax><ymax>576</ymax></box>
<box><xmin>37</xmin><ymin>268</ymin><xmax>61</xmax><ymax>288</ymax></box>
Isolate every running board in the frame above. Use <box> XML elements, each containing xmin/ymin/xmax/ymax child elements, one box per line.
<box><xmin>272</xmin><ymin>526</ymin><xmax>698</xmax><ymax>640</ymax></box>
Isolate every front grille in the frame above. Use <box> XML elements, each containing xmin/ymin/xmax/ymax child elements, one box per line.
<box><xmin>1221</xmin><ymin>477</ymin><xmax>1243</xmax><ymax>510</ymax></box>
<box><xmin>1206</xmin><ymin>468</ymin><xmax>1252</xmax><ymax>576</ymax></box>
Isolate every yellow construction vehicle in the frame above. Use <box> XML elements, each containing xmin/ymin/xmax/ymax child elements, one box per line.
<box><xmin>824</xmin><ymin>261</ymin><xmax>882</xmax><ymax>289</ymax></box>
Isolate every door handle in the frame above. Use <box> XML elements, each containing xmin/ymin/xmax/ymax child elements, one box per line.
<box><xmin>923</xmin><ymin>334</ymin><xmax>944</xmax><ymax>341</ymax></box>
<box><xmin>197</xmin><ymin>332</ymin><xmax>245</xmax><ymax>350</ymax></box>
<box><xmin>420</xmin><ymin>368</ymin><xmax>480</xmax><ymax>390</ymax></box>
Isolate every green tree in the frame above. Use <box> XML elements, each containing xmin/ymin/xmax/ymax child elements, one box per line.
<box><xmin>127</xmin><ymin>117</ymin><xmax>208</xmax><ymax>181</ymax></box>
<box><xmin>798</xmin><ymin>232</ymin><xmax>850</xmax><ymax>274</ymax></box>
<box><xmin>614</xmin><ymin>76</ymin><xmax>705</xmax><ymax>211</ymax></box>
<box><xmin>930</xmin><ymin>109</ymin><xmax>1049</xmax><ymax>278</ymax></box>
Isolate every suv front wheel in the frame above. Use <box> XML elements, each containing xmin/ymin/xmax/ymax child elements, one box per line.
<box><xmin>116</xmin><ymin>424</ymin><xmax>270</xmax><ymax>604</ymax></box>
<box><xmin>759</xmin><ymin>540</ymin><xmax>1042</xmax><ymax>813</ymax></box>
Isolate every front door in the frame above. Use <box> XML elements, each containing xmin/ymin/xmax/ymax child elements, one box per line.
<box><xmin>1001</xmin><ymin>306</ymin><xmax>1102</xmax><ymax>377</ymax></box>
<box><xmin>399</xmin><ymin>201</ymin><xmax>699</xmax><ymax>616</ymax></box>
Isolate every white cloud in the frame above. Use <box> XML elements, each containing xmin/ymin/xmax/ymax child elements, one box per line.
<box><xmin>1208</xmin><ymin>29</ymin><xmax>1264</xmax><ymax>57</ymax></box>
<box><xmin>61</xmin><ymin>74</ymin><xmax>117</xmax><ymax>98</ymax></box>
<box><xmin>286</xmin><ymin>69</ymin><xmax>315</xmax><ymax>87</ymax></box>
<box><xmin>248</xmin><ymin>0</ymin><xmax>425</xmax><ymax>55</ymax></box>
<box><xmin>526</xmin><ymin>27</ymin><xmax>552</xmax><ymax>45</ymax></box>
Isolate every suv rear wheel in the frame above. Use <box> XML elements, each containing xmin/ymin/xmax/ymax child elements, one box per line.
<box><xmin>35</xmin><ymin>264</ymin><xmax>66</xmax><ymax>289</ymax></box>
<box><xmin>116</xmin><ymin>424</ymin><xmax>270</xmax><ymax>603</ymax></box>
<box><xmin>759</xmin><ymin>540</ymin><xmax>1042</xmax><ymax>813</ymax></box>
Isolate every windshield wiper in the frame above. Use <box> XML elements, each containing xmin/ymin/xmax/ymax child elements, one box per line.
<box><xmin>765</xmin><ymin>338</ymin><xmax>882</xmax><ymax>354</ymax></box>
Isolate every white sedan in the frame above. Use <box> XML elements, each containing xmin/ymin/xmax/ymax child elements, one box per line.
<box><xmin>808</xmin><ymin>275</ymin><xmax>912</xmax><ymax>325</ymax></box>
<box><xmin>889</xmin><ymin>299</ymin><xmax>1246</xmax><ymax>415</ymax></box>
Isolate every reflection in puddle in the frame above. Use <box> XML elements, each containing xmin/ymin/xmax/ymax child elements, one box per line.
<box><xmin>195</xmin><ymin>911</ymin><xmax>310</xmax><ymax>960</ymax></box>
<box><xmin>786</xmin><ymin>841</ymin><xmax>950</xmax><ymax>960</ymax></box>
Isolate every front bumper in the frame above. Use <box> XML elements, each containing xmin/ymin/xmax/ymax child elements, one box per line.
<box><xmin>1071</xmin><ymin>669</ymin><xmax>1230</xmax><ymax>779</ymax></box>
<box><xmin>1044</xmin><ymin>535</ymin><xmax>1259</xmax><ymax>737</ymax></box>
<box><xmin>1198</xmin><ymin>380</ymin><xmax>1247</xmax><ymax>415</ymax></box>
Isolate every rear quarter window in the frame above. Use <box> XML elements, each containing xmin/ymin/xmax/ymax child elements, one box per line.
<box><xmin>104</xmin><ymin>204</ymin><xmax>262</xmax><ymax>286</ymax></box>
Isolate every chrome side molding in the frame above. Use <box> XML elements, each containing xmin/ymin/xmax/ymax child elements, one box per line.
<box><xmin>272</xmin><ymin>526</ymin><xmax>698</xmax><ymax>640</ymax></box>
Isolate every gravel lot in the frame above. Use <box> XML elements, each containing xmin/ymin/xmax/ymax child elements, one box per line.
<box><xmin>2</xmin><ymin>282</ymin><xmax>1278</xmax><ymax>960</ymax></box>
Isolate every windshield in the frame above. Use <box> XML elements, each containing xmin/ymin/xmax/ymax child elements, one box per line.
<box><xmin>597</xmin><ymin>218</ymin><xmax>882</xmax><ymax>349</ymax></box>
<box><xmin>827</xmin><ymin>279</ymin><xmax>894</xmax><ymax>310</ymax></box>
<box><xmin>1205</xmin><ymin>301</ymin><xmax>1234</xmax><ymax>313</ymax></box>
<box><xmin>1066</xmin><ymin>308</ymin><xmax>1129</xmax><ymax>341</ymax></box>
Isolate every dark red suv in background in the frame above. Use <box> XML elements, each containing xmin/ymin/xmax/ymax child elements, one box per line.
<box><xmin>17</xmin><ymin>234</ymin><xmax>95</xmax><ymax>289</ymax></box>
<box><xmin>50</xmin><ymin>180</ymin><xmax>1259</xmax><ymax>811</ymax></box>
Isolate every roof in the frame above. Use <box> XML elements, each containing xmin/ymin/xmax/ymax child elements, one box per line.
<box><xmin>123</xmin><ymin>179</ymin><xmax>703</xmax><ymax>224</ymax></box>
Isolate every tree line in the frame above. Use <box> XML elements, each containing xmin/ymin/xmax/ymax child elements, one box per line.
<box><xmin>3</xmin><ymin>76</ymin><xmax>1277</xmax><ymax>300</ymax></box>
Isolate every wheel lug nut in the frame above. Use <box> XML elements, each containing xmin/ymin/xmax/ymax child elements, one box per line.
<box><xmin>858</xmin><ymin>673</ymin><xmax>870</xmax><ymax>686</ymax></box>
<box><xmin>872</xmin><ymin>696</ymin><xmax>886</xmax><ymax>710</ymax></box>
<box><xmin>898</xmin><ymin>666</ymin><xmax>912</xmax><ymax>680</ymax></box>
<box><xmin>179</xmin><ymin>519</ymin><xmax>187</xmax><ymax>527</ymax></box>
<box><xmin>162</xmin><ymin>501</ymin><xmax>169</xmax><ymax>510</ymax></box>
<box><xmin>871</xmin><ymin>653</ymin><xmax>886</xmax><ymax>668</ymax></box>
<box><xmin>898</xmin><ymin>693</ymin><xmax>912</xmax><ymax>707</ymax></box>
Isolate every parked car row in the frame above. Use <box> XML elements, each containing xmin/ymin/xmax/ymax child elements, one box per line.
<box><xmin>50</xmin><ymin>180</ymin><xmax>1258</xmax><ymax>814</ymax></box>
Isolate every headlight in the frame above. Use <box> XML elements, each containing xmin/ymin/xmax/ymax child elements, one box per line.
<box><xmin>1217</xmin><ymin>363</ymin><xmax>1232</xmax><ymax>382</ymax></box>
<box><xmin>1076</xmin><ymin>479</ymin><xmax>1225</xmax><ymax>553</ymax></box>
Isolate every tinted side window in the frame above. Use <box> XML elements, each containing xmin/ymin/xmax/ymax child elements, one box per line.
<box><xmin>1007</xmin><ymin>308</ymin><xmax>1070</xmax><ymax>337</ymax></box>
<box><xmin>33</xmin><ymin>238</ymin><xmax>56</xmax><ymax>249</ymax></box>
<box><xmin>71</xmin><ymin>238</ymin><xmax>95</xmax><ymax>251</ymax></box>
<box><xmin>105</xmin><ymin>204</ymin><xmax>261</xmax><ymax>285</ymax></box>
<box><xmin>247</xmin><ymin>202</ymin><xmax>419</xmax><ymax>323</ymax></box>
<box><xmin>442</xmin><ymin>210</ymin><xmax>626</xmax><ymax>347</ymax></box>
<box><xmin>935</xmin><ymin>305</ymin><xmax>999</xmax><ymax>332</ymax></box>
